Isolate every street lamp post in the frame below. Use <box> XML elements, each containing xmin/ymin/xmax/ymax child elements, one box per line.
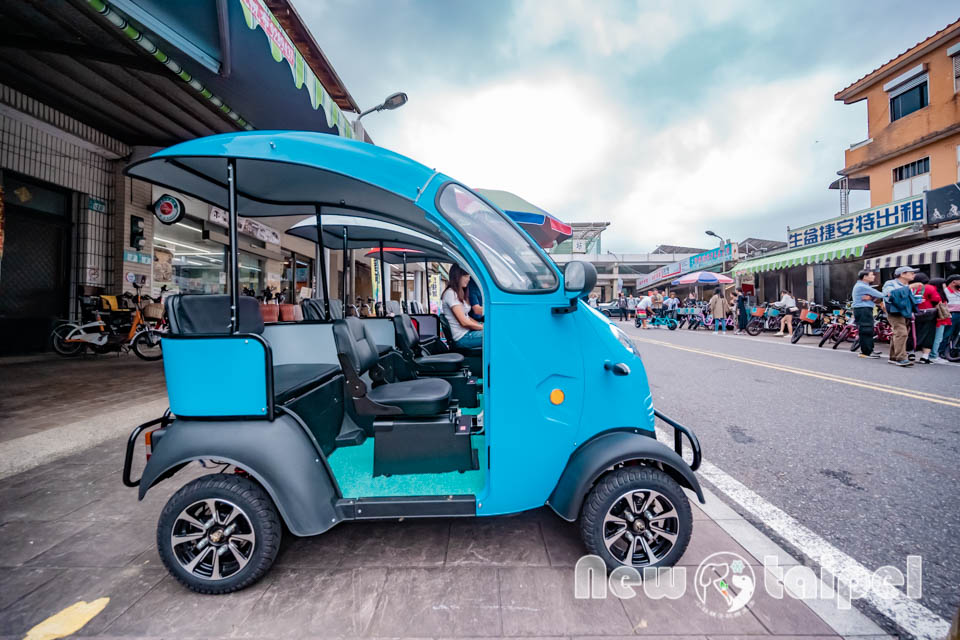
<box><xmin>357</xmin><ymin>92</ymin><xmax>408</xmax><ymax>122</ymax></box>
<box><xmin>705</xmin><ymin>230</ymin><xmax>727</xmax><ymax>274</ymax></box>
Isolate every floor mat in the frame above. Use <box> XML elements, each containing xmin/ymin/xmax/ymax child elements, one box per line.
<box><xmin>328</xmin><ymin>434</ymin><xmax>486</xmax><ymax>498</ymax></box>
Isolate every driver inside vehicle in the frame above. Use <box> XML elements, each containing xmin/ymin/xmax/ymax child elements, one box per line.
<box><xmin>442</xmin><ymin>264</ymin><xmax>484</xmax><ymax>349</ymax></box>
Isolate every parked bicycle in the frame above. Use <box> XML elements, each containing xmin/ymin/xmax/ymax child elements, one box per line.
<box><xmin>790</xmin><ymin>301</ymin><xmax>827</xmax><ymax>343</ymax></box>
<box><xmin>745</xmin><ymin>302</ymin><xmax>776</xmax><ymax>336</ymax></box>
<box><xmin>636</xmin><ymin>310</ymin><xmax>679</xmax><ymax>330</ymax></box>
<box><xmin>50</xmin><ymin>283</ymin><xmax>167</xmax><ymax>361</ymax></box>
<box><xmin>817</xmin><ymin>304</ymin><xmax>854</xmax><ymax>348</ymax></box>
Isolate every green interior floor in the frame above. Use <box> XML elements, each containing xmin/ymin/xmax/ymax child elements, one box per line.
<box><xmin>328</xmin><ymin>434</ymin><xmax>486</xmax><ymax>498</ymax></box>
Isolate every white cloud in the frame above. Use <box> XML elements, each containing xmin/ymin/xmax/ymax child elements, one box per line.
<box><xmin>606</xmin><ymin>70</ymin><xmax>862</xmax><ymax>248</ymax></box>
<box><xmin>373</xmin><ymin>73</ymin><xmax>623</xmax><ymax>213</ymax></box>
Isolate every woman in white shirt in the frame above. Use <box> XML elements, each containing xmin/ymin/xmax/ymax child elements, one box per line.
<box><xmin>442</xmin><ymin>264</ymin><xmax>484</xmax><ymax>348</ymax></box>
<box><xmin>775</xmin><ymin>289</ymin><xmax>798</xmax><ymax>337</ymax></box>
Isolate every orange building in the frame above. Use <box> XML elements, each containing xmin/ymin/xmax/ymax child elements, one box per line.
<box><xmin>834</xmin><ymin>19</ymin><xmax>960</xmax><ymax>207</ymax></box>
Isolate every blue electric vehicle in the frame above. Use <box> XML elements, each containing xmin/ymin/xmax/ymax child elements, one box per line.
<box><xmin>121</xmin><ymin>131</ymin><xmax>703</xmax><ymax>593</ymax></box>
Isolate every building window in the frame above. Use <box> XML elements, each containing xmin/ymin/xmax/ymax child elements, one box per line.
<box><xmin>153</xmin><ymin>217</ymin><xmax>227</xmax><ymax>295</ymax></box>
<box><xmin>892</xmin><ymin>157</ymin><xmax>930</xmax><ymax>200</ymax></box>
<box><xmin>890</xmin><ymin>80</ymin><xmax>927</xmax><ymax>121</ymax></box>
<box><xmin>281</xmin><ymin>250</ymin><xmax>313</xmax><ymax>302</ymax></box>
<box><xmin>954</xmin><ymin>53</ymin><xmax>960</xmax><ymax>93</ymax></box>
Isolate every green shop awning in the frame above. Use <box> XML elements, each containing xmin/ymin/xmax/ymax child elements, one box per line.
<box><xmin>734</xmin><ymin>228</ymin><xmax>901</xmax><ymax>274</ymax></box>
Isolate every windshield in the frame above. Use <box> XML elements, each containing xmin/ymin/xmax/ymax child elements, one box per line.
<box><xmin>436</xmin><ymin>183</ymin><xmax>558</xmax><ymax>292</ymax></box>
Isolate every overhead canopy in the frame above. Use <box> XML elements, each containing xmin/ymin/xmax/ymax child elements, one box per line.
<box><xmin>362</xmin><ymin>247</ymin><xmax>452</xmax><ymax>265</ymax></box>
<box><xmin>475</xmin><ymin>188</ymin><xmax>572</xmax><ymax>249</ymax></box>
<box><xmin>863</xmin><ymin>236</ymin><xmax>960</xmax><ymax>271</ymax></box>
<box><xmin>286</xmin><ymin>213</ymin><xmax>445</xmax><ymax>254</ymax></box>
<box><xmin>125</xmin><ymin>131</ymin><xmax>444</xmax><ymax>236</ymax></box>
<box><xmin>734</xmin><ymin>228</ymin><xmax>903</xmax><ymax>274</ymax></box>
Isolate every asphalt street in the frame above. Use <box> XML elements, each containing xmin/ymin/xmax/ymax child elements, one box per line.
<box><xmin>621</xmin><ymin>320</ymin><xmax>960</xmax><ymax>627</ymax></box>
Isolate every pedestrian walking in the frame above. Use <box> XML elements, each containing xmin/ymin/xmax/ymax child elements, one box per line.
<box><xmin>708</xmin><ymin>287</ymin><xmax>730</xmax><ymax>334</ymax></box>
<box><xmin>882</xmin><ymin>266</ymin><xmax>919</xmax><ymax>367</ymax></box>
<box><xmin>636</xmin><ymin>293</ymin><xmax>653</xmax><ymax>328</ymax></box>
<box><xmin>851</xmin><ymin>269</ymin><xmax>885</xmax><ymax>358</ymax></box>
<box><xmin>774</xmin><ymin>289</ymin><xmax>797</xmax><ymax>337</ymax></box>
<box><xmin>664</xmin><ymin>291</ymin><xmax>680</xmax><ymax>320</ymax></box>
<box><xmin>928</xmin><ymin>278</ymin><xmax>952</xmax><ymax>362</ymax></box>
<box><xmin>587</xmin><ymin>292</ymin><xmax>598</xmax><ymax>308</ymax></box>
<box><xmin>912</xmin><ymin>272</ymin><xmax>940</xmax><ymax>364</ymax></box>
<box><xmin>651</xmin><ymin>289</ymin><xmax>664</xmax><ymax>318</ymax></box>
<box><xmin>617</xmin><ymin>292</ymin><xmax>628</xmax><ymax>322</ymax></box>
<box><xmin>734</xmin><ymin>287</ymin><xmax>749</xmax><ymax>334</ymax></box>
<box><xmin>944</xmin><ymin>274</ymin><xmax>960</xmax><ymax>354</ymax></box>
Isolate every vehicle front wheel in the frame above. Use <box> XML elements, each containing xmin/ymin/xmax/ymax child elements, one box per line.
<box><xmin>157</xmin><ymin>475</ymin><xmax>281</xmax><ymax>594</ymax></box>
<box><xmin>132</xmin><ymin>329</ymin><xmax>164</xmax><ymax>361</ymax></box>
<box><xmin>580</xmin><ymin>466</ymin><xmax>692</xmax><ymax>570</ymax></box>
<box><xmin>745</xmin><ymin>321</ymin><xmax>761</xmax><ymax>337</ymax></box>
<box><xmin>666</xmin><ymin>319</ymin><xmax>678</xmax><ymax>331</ymax></box>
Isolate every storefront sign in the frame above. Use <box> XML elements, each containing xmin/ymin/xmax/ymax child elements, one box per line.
<box><xmin>153</xmin><ymin>194</ymin><xmax>185</xmax><ymax>225</ymax></box>
<box><xmin>925</xmin><ymin>183</ymin><xmax>960</xmax><ymax>225</ymax></box>
<box><xmin>124</xmin><ymin>250</ymin><xmax>152</xmax><ymax>264</ymax></box>
<box><xmin>209</xmin><ymin>207</ymin><xmax>281</xmax><ymax>245</ymax></box>
<box><xmin>787</xmin><ymin>195</ymin><xmax>924</xmax><ymax>249</ymax></box>
<box><xmin>88</xmin><ymin>197</ymin><xmax>106</xmax><ymax>214</ymax></box>
<box><xmin>634</xmin><ymin>243</ymin><xmax>737</xmax><ymax>290</ymax></box>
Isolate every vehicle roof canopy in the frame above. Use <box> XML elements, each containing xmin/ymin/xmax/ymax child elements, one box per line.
<box><xmin>286</xmin><ymin>213</ymin><xmax>445</xmax><ymax>254</ymax></box>
<box><xmin>125</xmin><ymin>131</ymin><xmax>443</xmax><ymax>236</ymax></box>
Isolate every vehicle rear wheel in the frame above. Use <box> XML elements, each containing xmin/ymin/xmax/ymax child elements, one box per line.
<box><xmin>831</xmin><ymin>328</ymin><xmax>847</xmax><ymax>349</ymax></box>
<box><xmin>849</xmin><ymin>338</ymin><xmax>860</xmax><ymax>352</ymax></box>
<box><xmin>157</xmin><ymin>475</ymin><xmax>281</xmax><ymax>594</ymax></box>
<box><xmin>132</xmin><ymin>329</ymin><xmax>164</xmax><ymax>361</ymax></box>
<box><xmin>50</xmin><ymin>323</ymin><xmax>84</xmax><ymax>356</ymax></box>
<box><xmin>790</xmin><ymin>323</ymin><xmax>805</xmax><ymax>343</ymax></box>
<box><xmin>818</xmin><ymin>327</ymin><xmax>834</xmax><ymax>348</ymax></box>
<box><xmin>580</xmin><ymin>466</ymin><xmax>692</xmax><ymax>570</ymax></box>
<box><xmin>666</xmin><ymin>319</ymin><xmax>678</xmax><ymax>331</ymax></box>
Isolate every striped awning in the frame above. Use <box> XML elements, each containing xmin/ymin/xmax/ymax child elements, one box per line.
<box><xmin>734</xmin><ymin>228</ymin><xmax>902</xmax><ymax>275</ymax></box>
<box><xmin>863</xmin><ymin>235</ymin><xmax>960</xmax><ymax>270</ymax></box>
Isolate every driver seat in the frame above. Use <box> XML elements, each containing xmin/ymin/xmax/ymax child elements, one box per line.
<box><xmin>394</xmin><ymin>314</ymin><xmax>465</xmax><ymax>374</ymax></box>
<box><xmin>332</xmin><ymin>317</ymin><xmax>451</xmax><ymax>417</ymax></box>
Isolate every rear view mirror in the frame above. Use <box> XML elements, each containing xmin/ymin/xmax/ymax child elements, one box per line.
<box><xmin>554</xmin><ymin>260</ymin><xmax>598</xmax><ymax>314</ymax></box>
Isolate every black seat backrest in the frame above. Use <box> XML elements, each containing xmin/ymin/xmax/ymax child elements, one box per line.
<box><xmin>409</xmin><ymin>300</ymin><xmax>423</xmax><ymax>314</ymax></box>
<box><xmin>332</xmin><ymin>317</ymin><xmax>379</xmax><ymax>375</ymax></box>
<box><xmin>166</xmin><ymin>294</ymin><xmax>263</xmax><ymax>335</ymax></box>
<box><xmin>301</xmin><ymin>299</ymin><xmax>325</xmax><ymax>321</ymax></box>
<box><xmin>328</xmin><ymin>299</ymin><xmax>344</xmax><ymax>320</ymax></box>
<box><xmin>393</xmin><ymin>314</ymin><xmax>421</xmax><ymax>354</ymax></box>
<box><xmin>437</xmin><ymin>312</ymin><xmax>455</xmax><ymax>343</ymax></box>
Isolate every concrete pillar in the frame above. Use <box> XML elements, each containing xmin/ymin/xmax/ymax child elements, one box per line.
<box><xmin>806</xmin><ymin>265</ymin><xmax>815</xmax><ymax>302</ymax></box>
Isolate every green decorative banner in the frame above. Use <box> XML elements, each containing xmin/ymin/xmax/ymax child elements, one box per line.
<box><xmin>238</xmin><ymin>0</ymin><xmax>357</xmax><ymax>140</ymax></box>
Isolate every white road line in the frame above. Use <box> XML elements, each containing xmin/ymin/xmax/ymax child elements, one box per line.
<box><xmin>694</xmin><ymin>456</ymin><xmax>949</xmax><ymax>640</ymax></box>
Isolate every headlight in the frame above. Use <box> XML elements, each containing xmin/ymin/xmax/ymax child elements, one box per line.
<box><xmin>609</xmin><ymin>323</ymin><xmax>636</xmax><ymax>355</ymax></box>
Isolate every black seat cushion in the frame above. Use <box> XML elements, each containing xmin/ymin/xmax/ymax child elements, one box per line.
<box><xmin>367</xmin><ymin>378</ymin><xmax>451</xmax><ymax>416</ymax></box>
<box><xmin>167</xmin><ymin>295</ymin><xmax>263</xmax><ymax>335</ymax></box>
<box><xmin>273</xmin><ymin>363</ymin><xmax>339</xmax><ymax>404</ymax></box>
<box><xmin>414</xmin><ymin>352</ymin><xmax>464</xmax><ymax>374</ymax></box>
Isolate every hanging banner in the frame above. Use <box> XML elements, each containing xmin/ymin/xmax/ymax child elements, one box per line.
<box><xmin>209</xmin><ymin>206</ymin><xmax>281</xmax><ymax>245</ymax></box>
<box><xmin>371</xmin><ymin>257</ymin><xmax>382</xmax><ymax>303</ymax></box>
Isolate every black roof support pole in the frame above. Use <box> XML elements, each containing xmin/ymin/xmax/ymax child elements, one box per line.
<box><xmin>379</xmin><ymin>241</ymin><xmax>387</xmax><ymax>316</ymax></box>
<box><xmin>424</xmin><ymin>256</ymin><xmax>430</xmax><ymax>313</ymax></box>
<box><xmin>402</xmin><ymin>252</ymin><xmax>408</xmax><ymax>312</ymax></box>
<box><xmin>227</xmin><ymin>158</ymin><xmax>240</xmax><ymax>334</ymax></box>
<box><xmin>341</xmin><ymin>227</ymin><xmax>349</xmax><ymax>309</ymax></box>
<box><xmin>315</xmin><ymin>205</ymin><xmax>330</xmax><ymax>318</ymax></box>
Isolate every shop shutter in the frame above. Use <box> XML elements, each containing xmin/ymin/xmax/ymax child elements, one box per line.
<box><xmin>954</xmin><ymin>54</ymin><xmax>960</xmax><ymax>93</ymax></box>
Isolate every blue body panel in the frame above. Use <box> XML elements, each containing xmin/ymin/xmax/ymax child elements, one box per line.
<box><xmin>137</xmin><ymin>132</ymin><xmax>668</xmax><ymax>520</ymax></box>
<box><xmin>162</xmin><ymin>337</ymin><xmax>269</xmax><ymax>418</ymax></box>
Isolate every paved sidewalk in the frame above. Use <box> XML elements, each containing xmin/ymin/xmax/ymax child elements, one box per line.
<box><xmin>0</xmin><ymin>435</ymin><xmax>892</xmax><ymax>639</ymax></box>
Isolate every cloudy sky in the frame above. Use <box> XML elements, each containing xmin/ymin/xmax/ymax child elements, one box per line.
<box><xmin>297</xmin><ymin>1</ymin><xmax>958</xmax><ymax>252</ymax></box>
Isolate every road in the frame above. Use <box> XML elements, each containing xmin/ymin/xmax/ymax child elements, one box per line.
<box><xmin>621</xmin><ymin>320</ymin><xmax>960</xmax><ymax>632</ymax></box>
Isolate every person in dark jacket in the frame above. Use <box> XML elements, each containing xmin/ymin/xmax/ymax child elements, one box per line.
<box><xmin>734</xmin><ymin>288</ymin><xmax>749</xmax><ymax>334</ymax></box>
<box><xmin>883</xmin><ymin>266</ymin><xmax>919</xmax><ymax>366</ymax></box>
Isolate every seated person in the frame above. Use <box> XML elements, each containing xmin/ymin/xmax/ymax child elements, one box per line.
<box><xmin>467</xmin><ymin>278</ymin><xmax>484</xmax><ymax>321</ymax></box>
<box><xmin>442</xmin><ymin>264</ymin><xmax>484</xmax><ymax>349</ymax></box>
